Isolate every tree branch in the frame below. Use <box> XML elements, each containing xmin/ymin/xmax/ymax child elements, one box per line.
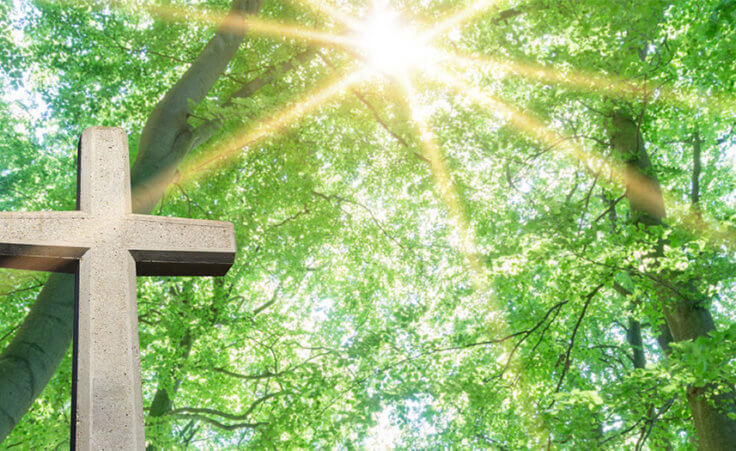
<box><xmin>593</xmin><ymin>195</ymin><xmax>625</xmax><ymax>223</ymax></box>
<box><xmin>198</xmin><ymin>367</ymin><xmax>281</xmax><ymax>380</ymax></box>
<box><xmin>132</xmin><ymin>0</ymin><xmax>265</xmax><ymax>214</ymax></box>
<box><xmin>311</xmin><ymin>190</ymin><xmax>406</xmax><ymax>249</ymax></box>
<box><xmin>185</xmin><ymin>48</ymin><xmax>319</xmax><ymax>151</ymax></box>
<box><xmin>225</xmin><ymin>48</ymin><xmax>317</xmax><ymax>107</ymax></box>
<box><xmin>168</xmin><ymin>392</ymin><xmax>282</xmax><ymax>421</ymax></box>
<box><xmin>169</xmin><ymin>413</ymin><xmax>267</xmax><ymax>431</ymax></box>
<box><xmin>316</xmin><ymin>52</ymin><xmax>428</xmax><ymax>163</ymax></box>
<box><xmin>554</xmin><ymin>282</ymin><xmax>605</xmax><ymax>392</ymax></box>
<box><xmin>252</xmin><ymin>280</ymin><xmax>283</xmax><ymax>315</ymax></box>
<box><xmin>691</xmin><ymin>129</ymin><xmax>702</xmax><ymax>214</ymax></box>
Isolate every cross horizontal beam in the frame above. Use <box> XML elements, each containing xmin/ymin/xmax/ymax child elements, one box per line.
<box><xmin>0</xmin><ymin>213</ymin><xmax>236</xmax><ymax>276</ymax></box>
<box><xmin>127</xmin><ymin>215</ymin><xmax>236</xmax><ymax>276</ymax></box>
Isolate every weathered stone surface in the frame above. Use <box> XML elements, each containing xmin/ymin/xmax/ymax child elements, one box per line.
<box><xmin>0</xmin><ymin>127</ymin><xmax>237</xmax><ymax>449</ymax></box>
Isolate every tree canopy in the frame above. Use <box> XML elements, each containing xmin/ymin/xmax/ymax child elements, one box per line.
<box><xmin>1</xmin><ymin>0</ymin><xmax>736</xmax><ymax>448</ymax></box>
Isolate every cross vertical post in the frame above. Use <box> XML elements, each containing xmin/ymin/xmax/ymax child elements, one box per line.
<box><xmin>73</xmin><ymin>128</ymin><xmax>145</xmax><ymax>449</ymax></box>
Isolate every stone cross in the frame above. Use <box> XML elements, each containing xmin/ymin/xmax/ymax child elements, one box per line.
<box><xmin>0</xmin><ymin>128</ymin><xmax>237</xmax><ymax>449</ymax></box>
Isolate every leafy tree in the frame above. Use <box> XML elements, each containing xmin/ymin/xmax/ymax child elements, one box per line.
<box><xmin>1</xmin><ymin>0</ymin><xmax>735</xmax><ymax>448</ymax></box>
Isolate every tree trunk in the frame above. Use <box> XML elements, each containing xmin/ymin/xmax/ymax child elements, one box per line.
<box><xmin>609</xmin><ymin>110</ymin><xmax>736</xmax><ymax>449</ymax></box>
<box><xmin>146</xmin><ymin>329</ymin><xmax>194</xmax><ymax>450</ymax></box>
<box><xmin>0</xmin><ymin>0</ymin><xmax>263</xmax><ymax>441</ymax></box>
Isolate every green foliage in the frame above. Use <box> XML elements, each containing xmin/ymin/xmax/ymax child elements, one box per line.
<box><xmin>1</xmin><ymin>0</ymin><xmax>735</xmax><ymax>448</ymax></box>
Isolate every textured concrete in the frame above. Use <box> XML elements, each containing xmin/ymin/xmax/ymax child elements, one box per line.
<box><xmin>0</xmin><ymin>127</ymin><xmax>236</xmax><ymax>449</ymax></box>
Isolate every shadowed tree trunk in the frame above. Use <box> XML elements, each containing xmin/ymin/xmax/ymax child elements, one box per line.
<box><xmin>609</xmin><ymin>109</ymin><xmax>736</xmax><ymax>449</ymax></box>
<box><xmin>0</xmin><ymin>0</ymin><xmax>264</xmax><ymax>441</ymax></box>
<box><xmin>145</xmin><ymin>328</ymin><xmax>194</xmax><ymax>451</ymax></box>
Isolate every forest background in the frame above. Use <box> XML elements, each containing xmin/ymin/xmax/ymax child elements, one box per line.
<box><xmin>1</xmin><ymin>0</ymin><xmax>736</xmax><ymax>448</ymax></box>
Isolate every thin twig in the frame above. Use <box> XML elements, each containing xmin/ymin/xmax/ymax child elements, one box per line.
<box><xmin>554</xmin><ymin>282</ymin><xmax>605</xmax><ymax>393</ymax></box>
<box><xmin>593</xmin><ymin>195</ymin><xmax>625</xmax><ymax>223</ymax></box>
<box><xmin>0</xmin><ymin>283</ymin><xmax>44</xmax><ymax>298</ymax></box>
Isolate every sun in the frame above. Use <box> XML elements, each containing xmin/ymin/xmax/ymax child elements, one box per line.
<box><xmin>353</xmin><ymin>5</ymin><xmax>435</xmax><ymax>76</ymax></box>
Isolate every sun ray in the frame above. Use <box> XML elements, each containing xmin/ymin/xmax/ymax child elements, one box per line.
<box><xmin>435</xmin><ymin>68</ymin><xmax>613</xmax><ymax>167</ymax></box>
<box><xmin>142</xmin><ymin>2</ymin><xmax>355</xmax><ymax>48</ymax></box>
<box><xmin>396</xmin><ymin>77</ymin><xmax>476</xmax><ymax>264</ymax></box>
<box><xmin>397</xmin><ymin>75</ymin><xmax>549</xmax><ymax>444</ymax></box>
<box><xmin>179</xmin><ymin>68</ymin><xmax>370</xmax><ymax>184</ymax></box>
<box><xmin>421</xmin><ymin>0</ymin><xmax>508</xmax><ymax>41</ymax></box>
<box><xmin>47</xmin><ymin>0</ymin><xmax>354</xmax><ymax>49</ymax></box>
<box><xmin>441</xmin><ymin>51</ymin><xmax>736</xmax><ymax>115</ymax></box>
<box><xmin>443</xmin><ymin>51</ymin><xmax>644</xmax><ymax>100</ymax></box>
<box><xmin>245</xmin><ymin>17</ymin><xmax>355</xmax><ymax>47</ymax></box>
<box><xmin>288</xmin><ymin>0</ymin><xmax>360</xmax><ymax>29</ymax></box>
<box><xmin>349</xmin><ymin>4</ymin><xmax>440</xmax><ymax>78</ymax></box>
<box><xmin>434</xmin><ymin>68</ymin><xmax>736</xmax><ymax>252</ymax></box>
<box><xmin>130</xmin><ymin>68</ymin><xmax>370</xmax><ymax>213</ymax></box>
<box><xmin>434</xmin><ymin>67</ymin><xmax>674</xmax><ymax>215</ymax></box>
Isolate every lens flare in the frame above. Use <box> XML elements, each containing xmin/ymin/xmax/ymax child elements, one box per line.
<box><xmin>433</xmin><ymin>68</ymin><xmax>666</xmax><ymax>215</ymax></box>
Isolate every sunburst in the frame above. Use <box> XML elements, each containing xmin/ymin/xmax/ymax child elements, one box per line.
<box><xmin>108</xmin><ymin>1</ymin><xmax>735</xmax><ymax>438</ymax></box>
<box><xmin>32</xmin><ymin>0</ymin><xmax>736</xmax><ymax>440</ymax></box>
<box><xmin>350</xmin><ymin>5</ymin><xmax>436</xmax><ymax>77</ymax></box>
